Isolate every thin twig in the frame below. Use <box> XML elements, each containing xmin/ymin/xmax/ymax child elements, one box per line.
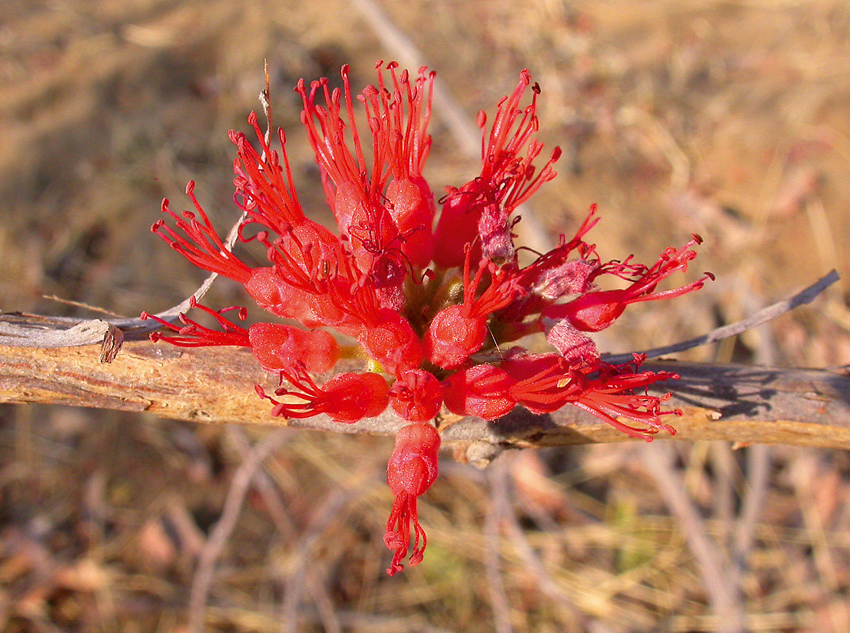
<box><xmin>0</xmin><ymin>73</ymin><xmax>272</xmax><ymax>352</ymax></box>
<box><xmin>187</xmin><ymin>430</ymin><xmax>289</xmax><ymax>633</ymax></box>
<box><xmin>227</xmin><ymin>428</ymin><xmax>298</xmax><ymax>540</ymax></box>
<box><xmin>280</xmin><ymin>488</ymin><xmax>357</xmax><ymax>633</ymax></box>
<box><xmin>304</xmin><ymin>576</ymin><xmax>344</xmax><ymax>633</ymax></box>
<box><xmin>346</xmin><ymin>0</ymin><xmax>479</xmax><ymax>157</ymax></box>
<box><xmin>485</xmin><ymin>460</ymin><xmax>515</xmax><ymax>633</ymax></box>
<box><xmin>605</xmin><ymin>270</ymin><xmax>839</xmax><ymax>364</ymax></box>
<box><xmin>490</xmin><ymin>454</ymin><xmax>582</xmax><ymax>627</ymax></box>
<box><xmin>0</xmin><ymin>235</ymin><xmax>229</xmax><ymax>350</ymax></box>
<box><xmin>261</xmin><ymin>59</ymin><xmax>273</xmax><ymax>151</ymax></box>
<box><xmin>638</xmin><ymin>442</ymin><xmax>747</xmax><ymax>633</ymax></box>
<box><xmin>229</xmin><ymin>428</ymin><xmax>343</xmax><ymax>633</ymax></box>
<box><xmin>709</xmin><ymin>441</ymin><xmax>736</xmax><ymax>552</ymax></box>
<box><xmin>790</xmin><ymin>453</ymin><xmax>850</xmax><ymax>633</ymax></box>
<box><xmin>725</xmin><ymin>280</ymin><xmax>776</xmax><ymax>596</ymax></box>
<box><xmin>733</xmin><ymin>445</ymin><xmax>771</xmax><ymax>568</ymax></box>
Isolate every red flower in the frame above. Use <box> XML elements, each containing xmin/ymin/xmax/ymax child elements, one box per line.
<box><xmin>256</xmin><ymin>367</ymin><xmax>389</xmax><ymax>423</ymax></box>
<box><xmin>389</xmin><ymin>370</ymin><xmax>443</xmax><ymax>422</ymax></box>
<box><xmin>424</xmin><ymin>250</ymin><xmax>521</xmax><ymax>369</ymax></box>
<box><xmin>433</xmin><ymin>70</ymin><xmax>560</xmax><ymax>268</ymax></box>
<box><xmin>502</xmin><ymin>352</ymin><xmax>681</xmax><ymax>439</ymax></box>
<box><xmin>146</xmin><ymin>63</ymin><xmax>710</xmax><ymax>575</ymax></box>
<box><xmin>544</xmin><ymin>234</ymin><xmax>714</xmax><ymax>333</ymax></box>
<box><xmin>442</xmin><ymin>364</ymin><xmax>517</xmax><ymax>420</ymax></box>
<box><xmin>384</xmin><ymin>423</ymin><xmax>441</xmax><ymax>576</ymax></box>
<box><xmin>248</xmin><ymin>323</ymin><xmax>339</xmax><ymax>374</ymax></box>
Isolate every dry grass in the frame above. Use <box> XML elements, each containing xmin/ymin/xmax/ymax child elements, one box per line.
<box><xmin>2</xmin><ymin>0</ymin><xmax>850</xmax><ymax>630</ymax></box>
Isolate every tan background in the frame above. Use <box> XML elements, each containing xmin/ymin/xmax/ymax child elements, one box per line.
<box><xmin>1</xmin><ymin>1</ymin><xmax>850</xmax><ymax>631</ymax></box>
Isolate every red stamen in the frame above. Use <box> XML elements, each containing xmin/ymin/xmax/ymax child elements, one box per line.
<box><xmin>548</xmin><ymin>235</ymin><xmax>713</xmax><ymax>332</ymax></box>
<box><xmin>140</xmin><ymin>298</ymin><xmax>249</xmax><ymax>347</ymax></box>
<box><xmin>230</xmin><ymin>111</ymin><xmax>306</xmax><ymax>237</ymax></box>
<box><xmin>153</xmin><ymin>182</ymin><xmax>251</xmax><ymax>284</ymax></box>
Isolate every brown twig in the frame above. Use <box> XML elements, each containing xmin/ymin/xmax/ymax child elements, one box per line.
<box><xmin>187</xmin><ymin>431</ymin><xmax>289</xmax><ymax>633</ymax></box>
<box><xmin>279</xmin><ymin>488</ymin><xmax>355</xmax><ymax>633</ymax></box>
<box><xmin>605</xmin><ymin>269</ymin><xmax>839</xmax><ymax>364</ymax></box>
<box><xmin>0</xmin><ymin>222</ymin><xmax>241</xmax><ymax>351</ymax></box>
<box><xmin>485</xmin><ymin>461</ymin><xmax>515</xmax><ymax>633</ymax></box>
<box><xmin>733</xmin><ymin>445</ymin><xmax>771</xmax><ymax>567</ymax></box>
<box><xmin>0</xmin><ymin>268</ymin><xmax>843</xmax><ymax>452</ymax></box>
<box><xmin>228</xmin><ymin>427</ymin><xmax>344</xmax><ymax>633</ymax></box>
<box><xmin>638</xmin><ymin>442</ymin><xmax>747</xmax><ymax>633</ymax></box>
<box><xmin>2</xmin><ymin>340</ymin><xmax>850</xmax><ymax>451</ymax></box>
<box><xmin>490</xmin><ymin>454</ymin><xmax>583</xmax><ymax>627</ymax></box>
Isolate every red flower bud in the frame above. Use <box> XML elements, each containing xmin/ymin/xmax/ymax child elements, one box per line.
<box><xmin>542</xmin><ymin>317</ymin><xmax>599</xmax><ymax>365</ymax></box>
<box><xmin>501</xmin><ymin>353</ymin><xmax>573</xmax><ymax>414</ymax></box>
<box><xmin>432</xmin><ymin>184</ymin><xmax>484</xmax><ymax>269</ymax></box>
<box><xmin>433</xmin><ymin>70</ymin><xmax>560</xmax><ymax>269</ymax></box>
<box><xmin>248</xmin><ymin>323</ymin><xmax>339</xmax><ymax>374</ymax></box>
<box><xmin>425</xmin><ymin>254</ymin><xmax>520</xmax><ymax>368</ymax></box>
<box><xmin>389</xmin><ymin>370</ymin><xmax>443</xmax><ymax>422</ymax></box>
<box><xmin>359</xmin><ymin>310</ymin><xmax>423</xmax><ymax>377</ymax></box>
<box><xmin>442</xmin><ymin>364</ymin><xmax>516</xmax><ymax>420</ymax></box>
<box><xmin>386</xmin><ymin>177</ymin><xmax>435</xmax><ymax>267</ymax></box>
<box><xmin>366</xmin><ymin>64</ymin><xmax>436</xmax><ymax>268</ymax></box>
<box><xmin>257</xmin><ymin>369</ymin><xmax>389</xmax><ymax>423</ymax></box>
<box><xmin>423</xmin><ymin>304</ymin><xmax>486</xmax><ymax>369</ymax></box>
<box><xmin>245</xmin><ymin>267</ymin><xmax>314</xmax><ymax>323</ymax></box>
<box><xmin>385</xmin><ymin>423</ymin><xmax>441</xmax><ymax>575</ymax></box>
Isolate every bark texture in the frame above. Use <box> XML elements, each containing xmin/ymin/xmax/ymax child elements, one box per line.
<box><xmin>2</xmin><ymin>342</ymin><xmax>849</xmax><ymax>463</ymax></box>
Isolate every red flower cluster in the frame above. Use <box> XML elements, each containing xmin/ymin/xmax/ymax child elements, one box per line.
<box><xmin>143</xmin><ymin>62</ymin><xmax>711</xmax><ymax>576</ymax></box>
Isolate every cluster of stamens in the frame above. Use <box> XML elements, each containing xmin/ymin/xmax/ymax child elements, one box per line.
<box><xmin>143</xmin><ymin>62</ymin><xmax>711</xmax><ymax>575</ymax></box>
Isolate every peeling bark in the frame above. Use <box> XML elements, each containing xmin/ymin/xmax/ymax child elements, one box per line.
<box><xmin>2</xmin><ymin>342</ymin><xmax>849</xmax><ymax>461</ymax></box>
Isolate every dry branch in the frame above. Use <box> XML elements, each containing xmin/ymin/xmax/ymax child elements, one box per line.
<box><xmin>2</xmin><ymin>340</ymin><xmax>849</xmax><ymax>457</ymax></box>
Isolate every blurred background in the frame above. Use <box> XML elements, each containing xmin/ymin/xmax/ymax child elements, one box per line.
<box><xmin>2</xmin><ymin>0</ymin><xmax>850</xmax><ymax>631</ymax></box>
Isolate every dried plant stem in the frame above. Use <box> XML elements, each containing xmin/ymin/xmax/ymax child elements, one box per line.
<box><xmin>605</xmin><ymin>270</ymin><xmax>839</xmax><ymax>364</ymax></box>
<box><xmin>347</xmin><ymin>0</ymin><xmax>480</xmax><ymax>157</ymax></box>
<box><xmin>187</xmin><ymin>431</ymin><xmax>289</xmax><ymax>633</ymax></box>
<box><xmin>227</xmin><ymin>428</ymin><xmax>344</xmax><ymax>633</ymax></box>
<box><xmin>490</xmin><ymin>455</ymin><xmax>583</xmax><ymax>627</ymax></box>
<box><xmin>2</xmin><ymin>340</ymin><xmax>850</xmax><ymax>452</ymax></box>
<box><xmin>733</xmin><ymin>444</ymin><xmax>771</xmax><ymax>568</ymax></box>
<box><xmin>485</xmin><ymin>461</ymin><xmax>516</xmax><ymax>633</ymax></box>
<box><xmin>279</xmin><ymin>488</ymin><xmax>354</xmax><ymax>633</ymax></box>
<box><xmin>638</xmin><ymin>442</ymin><xmax>747</xmax><ymax>633</ymax></box>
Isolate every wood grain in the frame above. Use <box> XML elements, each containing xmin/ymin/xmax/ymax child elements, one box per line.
<box><xmin>3</xmin><ymin>342</ymin><xmax>849</xmax><ymax>460</ymax></box>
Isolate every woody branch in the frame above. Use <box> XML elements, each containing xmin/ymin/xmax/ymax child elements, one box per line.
<box><xmin>2</xmin><ymin>341</ymin><xmax>849</xmax><ymax>458</ymax></box>
<box><xmin>1</xmin><ymin>269</ymin><xmax>840</xmax><ymax>456</ymax></box>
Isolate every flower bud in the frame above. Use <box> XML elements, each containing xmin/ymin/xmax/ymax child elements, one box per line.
<box><xmin>248</xmin><ymin>323</ymin><xmax>339</xmax><ymax>374</ymax></box>
<box><xmin>389</xmin><ymin>370</ymin><xmax>443</xmax><ymax>422</ymax></box>
<box><xmin>385</xmin><ymin>423</ymin><xmax>441</xmax><ymax>575</ymax></box>
<box><xmin>442</xmin><ymin>364</ymin><xmax>516</xmax><ymax>420</ymax></box>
